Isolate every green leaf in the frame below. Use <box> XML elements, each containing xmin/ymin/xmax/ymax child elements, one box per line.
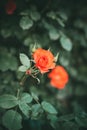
<box><xmin>75</xmin><ymin>112</ymin><xmax>87</xmax><ymax>127</ymax></box>
<box><xmin>58</xmin><ymin>12</ymin><xmax>68</xmax><ymax>21</ymax></box>
<box><xmin>0</xmin><ymin>51</ymin><xmax>18</xmax><ymax>71</ymax></box>
<box><xmin>19</xmin><ymin>103</ymin><xmax>31</xmax><ymax>118</ymax></box>
<box><xmin>41</xmin><ymin>101</ymin><xmax>57</xmax><ymax>114</ymax></box>
<box><xmin>58</xmin><ymin>114</ymin><xmax>74</xmax><ymax>121</ymax></box>
<box><xmin>73</xmin><ymin>103</ymin><xmax>87</xmax><ymax>127</ymax></box>
<box><xmin>49</xmin><ymin>29</ymin><xmax>60</xmax><ymax>40</ymax></box>
<box><xmin>19</xmin><ymin>16</ymin><xmax>33</xmax><ymax>30</ymax></box>
<box><xmin>0</xmin><ymin>95</ymin><xmax>18</xmax><ymax>109</ymax></box>
<box><xmin>60</xmin><ymin>36</ymin><xmax>72</xmax><ymax>51</ymax></box>
<box><xmin>30</xmin><ymin>11</ymin><xmax>40</xmax><ymax>21</ymax></box>
<box><xmin>31</xmin><ymin>92</ymin><xmax>39</xmax><ymax>101</ymax></box>
<box><xmin>63</xmin><ymin>121</ymin><xmax>79</xmax><ymax>130</ymax></box>
<box><xmin>56</xmin><ymin>18</ymin><xmax>65</xmax><ymax>27</ymax></box>
<box><xmin>47</xmin><ymin>114</ymin><xmax>58</xmax><ymax>122</ymax></box>
<box><xmin>2</xmin><ymin>110</ymin><xmax>22</xmax><ymax>130</ymax></box>
<box><xmin>47</xmin><ymin>114</ymin><xmax>58</xmax><ymax>129</ymax></box>
<box><xmin>31</xmin><ymin>104</ymin><xmax>43</xmax><ymax>119</ymax></box>
<box><xmin>18</xmin><ymin>65</ymin><xmax>28</xmax><ymax>72</ymax></box>
<box><xmin>19</xmin><ymin>53</ymin><xmax>30</xmax><ymax>67</ymax></box>
<box><xmin>47</xmin><ymin>11</ymin><xmax>56</xmax><ymax>20</ymax></box>
<box><xmin>20</xmin><ymin>93</ymin><xmax>33</xmax><ymax>104</ymax></box>
<box><xmin>24</xmin><ymin>37</ymin><xmax>33</xmax><ymax>46</ymax></box>
<box><xmin>1</xmin><ymin>29</ymin><xmax>12</xmax><ymax>38</ymax></box>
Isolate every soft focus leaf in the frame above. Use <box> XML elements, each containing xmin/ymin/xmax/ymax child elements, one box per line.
<box><xmin>47</xmin><ymin>11</ymin><xmax>56</xmax><ymax>19</ymax></box>
<box><xmin>58</xmin><ymin>114</ymin><xmax>74</xmax><ymax>121</ymax></box>
<box><xmin>58</xmin><ymin>12</ymin><xmax>68</xmax><ymax>21</ymax></box>
<box><xmin>47</xmin><ymin>114</ymin><xmax>58</xmax><ymax>122</ymax></box>
<box><xmin>31</xmin><ymin>92</ymin><xmax>39</xmax><ymax>101</ymax></box>
<box><xmin>47</xmin><ymin>114</ymin><xmax>58</xmax><ymax>129</ymax></box>
<box><xmin>2</xmin><ymin>110</ymin><xmax>22</xmax><ymax>130</ymax></box>
<box><xmin>19</xmin><ymin>53</ymin><xmax>30</xmax><ymax>67</ymax></box>
<box><xmin>19</xmin><ymin>16</ymin><xmax>33</xmax><ymax>30</ymax></box>
<box><xmin>63</xmin><ymin>121</ymin><xmax>79</xmax><ymax>130</ymax></box>
<box><xmin>19</xmin><ymin>103</ymin><xmax>31</xmax><ymax>118</ymax></box>
<box><xmin>73</xmin><ymin>103</ymin><xmax>87</xmax><ymax>127</ymax></box>
<box><xmin>74</xmin><ymin>106</ymin><xmax>87</xmax><ymax>127</ymax></box>
<box><xmin>75</xmin><ymin>116</ymin><xmax>87</xmax><ymax>127</ymax></box>
<box><xmin>0</xmin><ymin>52</ymin><xmax>18</xmax><ymax>71</ymax></box>
<box><xmin>56</xmin><ymin>18</ymin><xmax>65</xmax><ymax>27</ymax></box>
<box><xmin>30</xmin><ymin>11</ymin><xmax>40</xmax><ymax>21</ymax></box>
<box><xmin>60</xmin><ymin>36</ymin><xmax>72</xmax><ymax>51</ymax></box>
<box><xmin>49</xmin><ymin>29</ymin><xmax>60</xmax><ymax>40</ymax></box>
<box><xmin>31</xmin><ymin>104</ymin><xmax>43</xmax><ymax>119</ymax></box>
<box><xmin>0</xmin><ymin>95</ymin><xmax>18</xmax><ymax>109</ymax></box>
<box><xmin>19</xmin><ymin>93</ymin><xmax>33</xmax><ymax>104</ymax></box>
<box><xmin>1</xmin><ymin>29</ymin><xmax>12</xmax><ymax>38</ymax></box>
<box><xmin>41</xmin><ymin>101</ymin><xmax>57</xmax><ymax>114</ymax></box>
<box><xmin>18</xmin><ymin>65</ymin><xmax>28</xmax><ymax>72</ymax></box>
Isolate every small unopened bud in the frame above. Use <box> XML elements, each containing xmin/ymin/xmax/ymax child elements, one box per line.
<box><xmin>32</xmin><ymin>43</ymin><xmax>37</xmax><ymax>52</ymax></box>
<box><xmin>26</xmin><ymin>69</ymin><xmax>31</xmax><ymax>75</ymax></box>
<box><xmin>54</xmin><ymin>52</ymin><xmax>59</xmax><ymax>62</ymax></box>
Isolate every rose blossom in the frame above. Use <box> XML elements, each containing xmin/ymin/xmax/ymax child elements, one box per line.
<box><xmin>32</xmin><ymin>48</ymin><xmax>56</xmax><ymax>73</ymax></box>
<box><xmin>48</xmin><ymin>65</ymin><xmax>69</xmax><ymax>89</ymax></box>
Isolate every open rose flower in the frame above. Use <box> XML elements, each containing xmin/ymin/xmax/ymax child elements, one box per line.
<box><xmin>32</xmin><ymin>48</ymin><xmax>56</xmax><ymax>73</ymax></box>
<box><xmin>6</xmin><ymin>0</ymin><xmax>16</xmax><ymax>15</ymax></box>
<box><xmin>48</xmin><ymin>66</ymin><xmax>69</xmax><ymax>89</ymax></box>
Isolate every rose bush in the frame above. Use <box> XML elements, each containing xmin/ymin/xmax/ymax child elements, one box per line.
<box><xmin>48</xmin><ymin>66</ymin><xmax>69</xmax><ymax>89</ymax></box>
<box><xmin>32</xmin><ymin>48</ymin><xmax>56</xmax><ymax>73</ymax></box>
<box><xmin>0</xmin><ymin>0</ymin><xmax>87</xmax><ymax>130</ymax></box>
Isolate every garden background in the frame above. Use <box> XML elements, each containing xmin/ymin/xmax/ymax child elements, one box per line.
<box><xmin>0</xmin><ymin>0</ymin><xmax>87</xmax><ymax>130</ymax></box>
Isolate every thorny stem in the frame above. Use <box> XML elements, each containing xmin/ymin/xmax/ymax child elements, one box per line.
<box><xmin>31</xmin><ymin>74</ymin><xmax>40</xmax><ymax>84</ymax></box>
<box><xmin>19</xmin><ymin>72</ymin><xmax>40</xmax><ymax>86</ymax></box>
<box><xmin>32</xmin><ymin>70</ymin><xmax>40</xmax><ymax>75</ymax></box>
<box><xmin>19</xmin><ymin>65</ymin><xmax>40</xmax><ymax>86</ymax></box>
<box><xmin>20</xmin><ymin>74</ymin><xmax>28</xmax><ymax>86</ymax></box>
<box><xmin>17</xmin><ymin>89</ymin><xmax>20</xmax><ymax>98</ymax></box>
<box><xmin>31</xmin><ymin>65</ymin><xmax>36</xmax><ymax>69</ymax></box>
<box><xmin>30</xmin><ymin>59</ymin><xmax>34</xmax><ymax>62</ymax></box>
<box><xmin>34</xmin><ymin>97</ymin><xmax>40</xmax><ymax>104</ymax></box>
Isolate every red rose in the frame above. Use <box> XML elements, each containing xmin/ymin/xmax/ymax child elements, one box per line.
<box><xmin>48</xmin><ymin>66</ymin><xmax>69</xmax><ymax>89</ymax></box>
<box><xmin>6</xmin><ymin>0</ymin><xmax>16</xmax><ymax>15</ymax></box>
<box><xmin>32</xmin><ymin>48</ymin><xmax>56</xmax><ymax>73</ymax></box>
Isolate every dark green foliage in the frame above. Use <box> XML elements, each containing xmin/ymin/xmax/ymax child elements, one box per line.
<box><xmin>2</xmin><ymin>110</ymin><xmax>22</xmax><ymax>130</ymax></box>
<box><xmin>0</xmin><ymin>0</ymin><xmax>87</xmax><ymax>130</ymax></box>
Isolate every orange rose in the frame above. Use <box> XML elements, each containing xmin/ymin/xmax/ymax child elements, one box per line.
<box><xmin>48</xmin><ymin>66</ymin><xmax>69</xmax><ymax>89</ymax></box>
<box><xmin>32</xmin><ymin>48</ymin><xmax>55</xmax><ymax>73</ymax></box>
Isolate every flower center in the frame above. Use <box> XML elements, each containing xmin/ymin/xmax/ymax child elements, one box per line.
<box><xmin>38</xmin><ymin>56</ymin><xmax>48</xmax><ymax>66</ymax></box>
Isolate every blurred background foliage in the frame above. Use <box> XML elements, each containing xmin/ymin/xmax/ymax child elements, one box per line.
<box><xmin>0</xmin><ymin>0</ymin><xmax>87</xmax><ymax>130</ymax></box>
